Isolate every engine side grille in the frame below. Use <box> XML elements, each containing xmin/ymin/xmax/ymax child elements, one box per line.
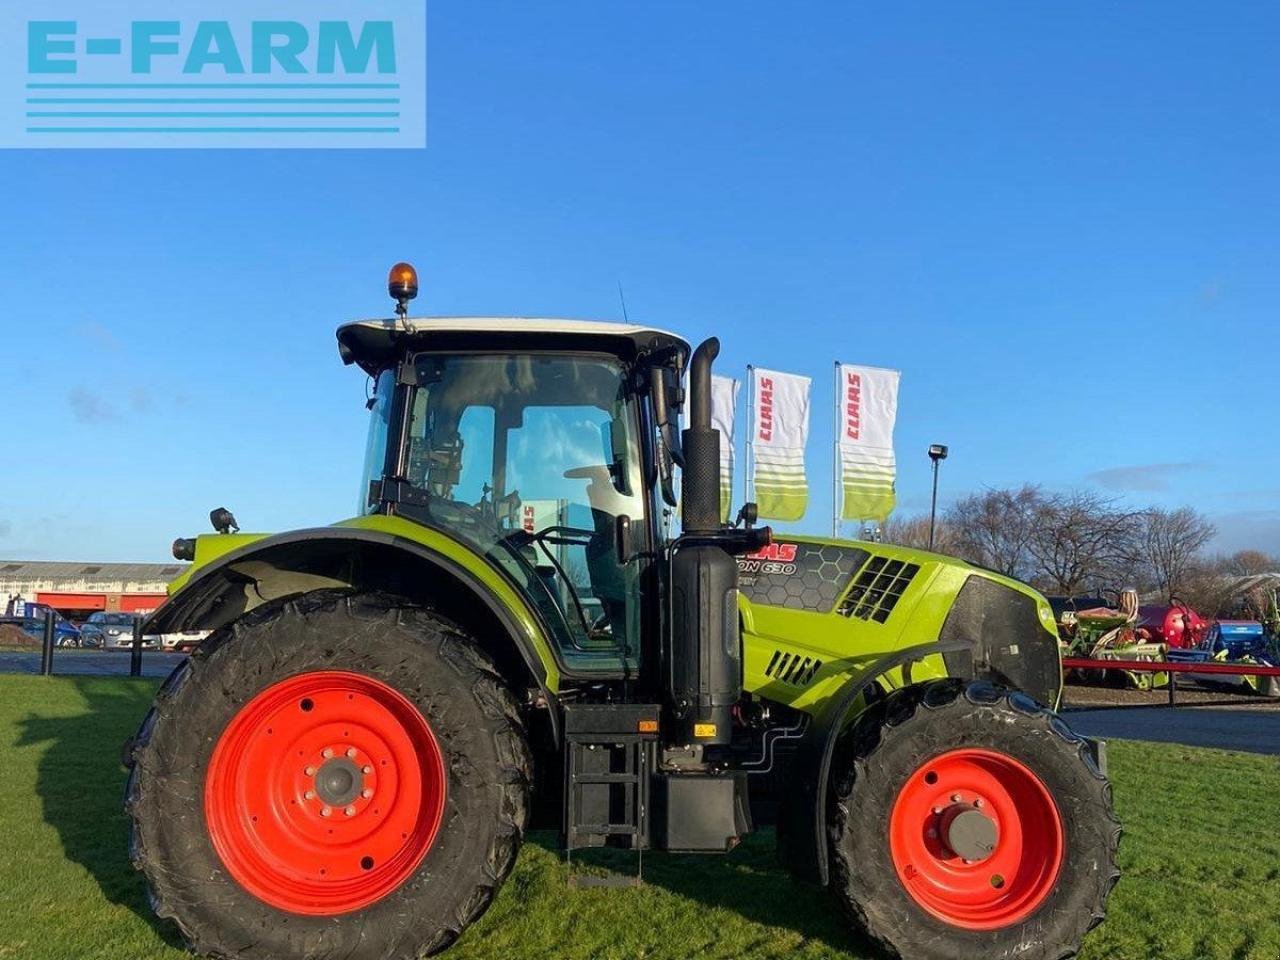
<box><xmin>763</xmin><ymin>649</ymin><xmax>823</xmax><ymax>686</ymax></box>
<box><xmin>838</xmin><ymin>556</ymin><xmax>921</xmax><ymax>623</ymax></box>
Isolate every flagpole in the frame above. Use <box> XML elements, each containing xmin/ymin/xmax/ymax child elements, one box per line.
<box><xmin>732</xmin><ymin>378</ymin><xmax>742</xmax><ymax>527</ymax></box>
<box><xmin>744</xmin><ymin>365</ymin><xmax>754</xmax><ymax>505</ymax></box>
<box><xmin>832</xmin><ymin>361</ymin><xmax>840</xmax><ymax>539</ymax></box>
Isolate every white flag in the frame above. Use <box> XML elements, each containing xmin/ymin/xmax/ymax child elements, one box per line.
<box><xmin>710</xmin><ymin>375</ymin><xmax>739</xmax><ymax>523</ymax></box>
<box><xmin>837</xmin><ymin>364</ymin><xmax>900</xmax><ymax>522</ymax></box>
<box><xmin>750</xmin><ymin>367</ymin><xmax>811</xmax><ymax>521</ymax></box>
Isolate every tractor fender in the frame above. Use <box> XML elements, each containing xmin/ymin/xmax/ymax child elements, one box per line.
<box><xmin>144</xmin><ymin>526</ymin><xmax>561</xmax><ymax>742</ymax></box>
<box><xmin>777</xmin><ymin>640</ymin><xmax>975</xmax><ymax>886</ymax></box>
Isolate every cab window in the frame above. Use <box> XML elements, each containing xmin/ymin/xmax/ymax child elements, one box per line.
<box><xmin>377</xmin><ymin>352</ymin><xmax>647</xmax><ymax>674</ymax></box>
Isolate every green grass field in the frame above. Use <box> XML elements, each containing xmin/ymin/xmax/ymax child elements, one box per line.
<box><xmin>2</xmin><ymin>675</ymin><xmax>1278</xmax><ymax>960</ymax></box>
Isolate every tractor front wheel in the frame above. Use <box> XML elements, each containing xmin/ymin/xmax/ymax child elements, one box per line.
<box><xmin>828</xmin><ymin>679</ymin><xmax>1119</xmax><ymax>960</ymax></box>
<box><xmin>125</xmin><ymin>592</ymin><xmax>531</xmax><ymax>960</ymax></box>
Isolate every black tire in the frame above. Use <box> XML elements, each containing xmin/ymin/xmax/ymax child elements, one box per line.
<box><xmin>124</xmin><ymin>591</ymin><xmax>532</xmax><ymax>960</ymax></box>
<box><xmin>829</xmin><ymin>679</ymin><xmax>1120</xmax><ymax>960</ymax></box>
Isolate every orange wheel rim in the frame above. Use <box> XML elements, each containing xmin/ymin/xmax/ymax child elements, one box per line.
<box><xmin>888</xmin><ymin>748</ymin><xmax>1064</xmax><ymax>930</ymax></box>
<box><xmin>204</xmin><ymin>671</ymin><xmax>446</xmax><ymax>915</ymax></box>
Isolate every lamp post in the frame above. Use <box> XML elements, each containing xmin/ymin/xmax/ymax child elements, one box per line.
<box><xmin>928</xmin><ymin>444</ymin><xmax>949</xmax><ymax>550</ymax></box>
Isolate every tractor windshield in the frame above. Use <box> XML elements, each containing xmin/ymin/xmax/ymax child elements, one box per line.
<box><xmin>360</xmin><ymin>353</ymin><xmax>647</xmax><ymax>673</ymax></box>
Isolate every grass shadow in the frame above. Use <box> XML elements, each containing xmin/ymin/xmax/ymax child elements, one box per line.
<box><xmin>528</xmin><ymin>830</ymin><xmax>883</xmax><ymax>957</ymax></box>
<box><xmin>14</xmin><ymin>676</ymin><xmax>183</xmax><ymax>949</ymax></box>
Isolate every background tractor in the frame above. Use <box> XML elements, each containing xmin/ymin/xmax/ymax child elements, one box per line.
<box><xmin>125</xmin><ymin>264</ymin><xmax>1119</xmax><ymax>960</ymax></box>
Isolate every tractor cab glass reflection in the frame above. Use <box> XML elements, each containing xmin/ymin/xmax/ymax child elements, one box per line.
<box><xmin>362</xmin><ymin>353</ymin><xmax>645</xmax><ymax>673</ymax></box>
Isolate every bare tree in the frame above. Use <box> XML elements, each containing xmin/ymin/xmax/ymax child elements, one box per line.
<box><xmin>1175</xmin><ymin>558</ymin><xmax>1230</xmax><ymax>615</ymax></box>
<box><xmin>1025</xmin><ymin>492</ymin><xmax>1141</xmax><ymax>595</ymax></box>
<box><xmin>880</xmin><ymin>513</ymin><xmax>955</xmax><ymax>553</ymax></box>
<box><xmin>935</xmin><ymin>484</ymin><xmax>1239</xmax><ymax>604</ymax></box>
<box><xmin>946</xmin><ymin>485</ymin><xmax>1042</xmax><ymax>579</ymax></box>
<box><xmin>1179</xmin><ymin>551</ymin><xmax>1280</xmax><ymax>616</ymax></box>
<box><xmin>1221</xmin><ymin>549</ymin><xmax>1277</xmax><ymax>577</ymax></box>
<box><xmin>1140</xmin><ymin>507</ymin><xmax>1216</xmax><ymax>598</ymax></box>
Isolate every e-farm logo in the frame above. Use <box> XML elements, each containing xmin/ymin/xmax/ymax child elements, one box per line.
<box><xmin>2</xmin><ymin>1</ymin><xmax>425</xmax><ymax>148</ymax></box>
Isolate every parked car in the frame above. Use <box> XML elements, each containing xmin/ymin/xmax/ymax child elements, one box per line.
<box><xmin>80</xmin><ymin>611</ymin><xmax>142</xmax><ymax>649</ymax></box>
<box><xmin>112</xmin><ymin>628</ymin><xmax>160</xmax><ymax>650</ymax></box>
<box><xmin>160</xmin><ymin>629</ymin><xmax>209</xmax><ymax>651</ymax></box>
<box><xmin>0</xmin><ymin>605</ymin><xmax>81</xmax><ymax>646</ymax></box>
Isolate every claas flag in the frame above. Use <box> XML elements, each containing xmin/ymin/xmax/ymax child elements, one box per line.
<box><xmin>750</xmin><ymin>367</ymin><xmax>811</xmax><ymax>522</ymax></box>
<box><xmin>837</xmin><ymin>364</ymin><xmax>899</xmax><ymax>522</ymax></box>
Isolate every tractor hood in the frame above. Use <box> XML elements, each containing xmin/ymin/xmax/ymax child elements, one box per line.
<box><xmin>736</xmin><ymin>535</ymin><xmax>1063</xmax><ymax>709</ymax></box>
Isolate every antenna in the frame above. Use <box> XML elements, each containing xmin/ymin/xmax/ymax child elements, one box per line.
<box><xmin>617</xmin><ymin>281</ymin><xmax>630</xmax><ymax>322</ymax></box>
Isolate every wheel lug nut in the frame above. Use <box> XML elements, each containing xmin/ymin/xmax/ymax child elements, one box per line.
<box><xmin>321</xmin><ymin>806</ymin><xmax>332</xmax><ymax>817</ymax></box>
<box><xmin>974</xmin><ymin>798</ymin><xmax>984</xmax><ymax>808</ymax></box>
<box><xmin>344</xmin><ymin>805</ymin><xmax>356</xmax><ymax>816</ymax></box>
<box><xmin>305</xmin><ymin>766</ymin><xmax>315</xmax><ymax>776</ymax></box>
<box><xmin>362</xmin><ymin>788</ymin><xmax>373</xmax><ymax>799</ymax></box>
<box><xmin>322</xmin><ymin>748</ymin><xmax>334</xmax><ymax>759</ymax></box>
<box><xmin>362</xmin><ymin>765</ymin><xmax>372</xmax><ymax>775</ymax></box>
<box><xmin>932</xmin><ymin>806</ymin><xmax>943</xmax><ymax>815</ymax></box>
<box><xmin>305</xmin><ymin>790</ymin><xmax>316</xmax><ymax>800</ymax></box>
<box><xmin>346</xmin><ymin>747</ymin><xmax>357</xmax><ymax>759</ymax></box>
<box><xmin>951</xmin><ymin>794</ymin><xmax>962</xmax><ymax>803</ymax></box>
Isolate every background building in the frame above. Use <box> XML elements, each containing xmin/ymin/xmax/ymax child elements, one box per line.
<box><xmin>0</xmin><ymin>561</ymin><xmax>187</xmax><ymax>620</ymax></box>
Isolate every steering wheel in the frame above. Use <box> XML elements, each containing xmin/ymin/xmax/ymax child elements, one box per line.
<box><xmin>501</xmin><ymin>524</ymin><xmax>596</xmax><ymax>550</ymax></box>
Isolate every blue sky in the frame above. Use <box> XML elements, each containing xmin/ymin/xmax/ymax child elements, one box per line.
<box><xmin>1</xmin><ymin>1</ymin><xmax>1277</xmax><ymax>561</ymax></box>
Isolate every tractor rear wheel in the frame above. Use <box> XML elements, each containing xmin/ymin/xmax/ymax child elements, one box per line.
<box><xmin>124</xmin><ymin>592</ymin><xmax>531</xmax><ymax>960</ymax></box>
<box><xmin>828</xmin><ymin>679</ymin><xmax>1119</xmax><ymax>960</ymax></box>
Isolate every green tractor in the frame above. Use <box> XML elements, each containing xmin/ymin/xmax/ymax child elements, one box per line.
<box><xmin>125</xmin><ymin>264</ymin><xmax>1119</xmax><ymax>960</ymax></box>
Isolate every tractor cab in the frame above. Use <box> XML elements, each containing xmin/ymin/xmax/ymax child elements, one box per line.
<box><xmin>337</xmin><ymin>315</ymin><xmax>690</xmax><ymax>677</ymax></box>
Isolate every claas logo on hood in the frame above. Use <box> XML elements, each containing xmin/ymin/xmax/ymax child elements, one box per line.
<box><xmin>744</xmin><ymin>542</ymin><xmax>798</xmax><ymax>563</ymax></box>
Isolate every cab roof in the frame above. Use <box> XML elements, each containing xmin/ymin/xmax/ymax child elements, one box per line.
<box><xmin>336</xmin><ymin>316</ymin><xmax>690</xmax><ymax>375</ymax></box>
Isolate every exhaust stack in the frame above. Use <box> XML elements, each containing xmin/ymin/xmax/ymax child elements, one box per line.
<box><xmin>680</xmin><ymin>337</ymin><xmax>722</xmax><ymax>533</ymax></box>
<box><xmin>669</xmin><ymin>337</ymin><xmax>740</xmax><ymax>745</ymax></box>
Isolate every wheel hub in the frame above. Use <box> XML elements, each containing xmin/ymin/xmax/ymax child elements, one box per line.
<box><xmin>314</xmin><ymin>756</ymin><xmax>364</xmax><ymax>807</ymax></box>
<box><xmin>941</xmin><ymin>805</ymin><xmax>998</xmax><ymax>862</ymax></box>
